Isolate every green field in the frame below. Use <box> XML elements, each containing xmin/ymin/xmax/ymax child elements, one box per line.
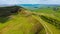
<box><xmin>0</xmin><ymin>5</ymin><xmax>60</xmax><ymax>34</ymax></box>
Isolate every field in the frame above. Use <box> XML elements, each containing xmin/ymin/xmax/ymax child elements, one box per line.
<box><xmin>0</xmin><ymin>5</ymin><xmax>60</xmax><ymax>34</ymax></box>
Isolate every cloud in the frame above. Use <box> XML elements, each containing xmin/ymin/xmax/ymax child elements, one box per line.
<box><xmin>0</xmin><ymin>0</ymin><xmax>40</xmax><ymax>4</ymax></box>
<box><xmin>16</xmin><ymin>0</ymin><xmax>40</xmax><ymax>4</ymax></box>
<box><xmin>40</xmin><ymin>0</ymin><xmax>60</xmax><ymax>4</ymax></box>
<box><xmin>0</xmin><ymin>0</ymin><xmax>60</xmax><ymax>4</ymax></box>
<box><xmin>0</xmin><ymin>0</ymin><xmax>16</xmax><ymax>4</ymax></box>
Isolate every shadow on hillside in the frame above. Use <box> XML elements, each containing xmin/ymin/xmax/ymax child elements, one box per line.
<box><xmin>0</xmin><ymin>17</ymin><xmax>10</xmax><ymax>23</ymax></box>
<box><xmin>40</xmin><ymin>15</ymin><xmax>60</xmax><ymax>29</ymax></box>
<box><xmin>0</xmin><ymin>6</ymin><xmax>22</xmax><ymax>23</ymax></box>
<box><xmin>0</xmin><ymin>12</ymin><xmax>19</xmax><ymax>23</ymax></box>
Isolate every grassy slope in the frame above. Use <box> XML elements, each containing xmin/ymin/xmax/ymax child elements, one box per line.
<box><xmin>32</xmin><ymin>14</ymin><xmax>60</xmax><ymax>34</ymax></box>
<box><xmin>0</xmin><ymin>6</ymin><xmax>60</xmax><ymax>34</ymax></box>
<box><xmin>30</xmin><ymin>6</ymin><xmax>60</xmax><ymax>34</ymax></box>
<box><xmin>0</xmin><ymin>7</ymin><xmax>46</xmax><ymax>34</ymax></box>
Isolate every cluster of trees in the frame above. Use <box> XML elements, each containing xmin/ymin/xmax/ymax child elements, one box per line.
<box><xmin>40</xmin><ymin>15</ymin><xmax>60</xmax><ymax>29</ymax></box>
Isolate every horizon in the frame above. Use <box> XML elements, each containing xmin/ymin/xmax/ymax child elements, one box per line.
<box><xmin>0</xmin><ymin>4</ymin><xmax>60</xmax><ymax>7</ymax></box>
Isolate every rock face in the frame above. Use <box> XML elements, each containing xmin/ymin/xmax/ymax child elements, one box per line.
<box><xmin>0</xmin><ymin>6</ymin><xmax>22</xmax><ymax>17</ymax></box>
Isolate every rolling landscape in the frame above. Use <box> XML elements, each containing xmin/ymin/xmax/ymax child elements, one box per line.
<box><xmin>0</xmin><ymin>4</ymin><xmax>60</xmax><ymax>34</ymax></box>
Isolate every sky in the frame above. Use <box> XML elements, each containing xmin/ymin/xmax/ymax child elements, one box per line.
<box><xmin>0</xmin><ymin>0</ymin><xmax>60</xmax><ymax>5</ymax></box>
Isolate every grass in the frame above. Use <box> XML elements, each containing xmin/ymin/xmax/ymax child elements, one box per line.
<box><xmin>0</xmin><ymin>12</ymin><xmax>46</xmax><ymax>34</ymax></box>
<box><xmin>0</xmin><ymin>5</ymin><xmax>60</xmax><ymax>34</ymax></box>
<box><xmin>30</xmin><ymin>6</ymin><xmax>60</xmax><ymax>34</ymax></box>
<box><xmin>32</xmin><ymin>14</ymin><xmax>60</xmax><ymax>34</ymax></box>
<box><xmin>40</xmin><ymin>15</ymin><xmax>60</xmax><ymax>29</ymax></box>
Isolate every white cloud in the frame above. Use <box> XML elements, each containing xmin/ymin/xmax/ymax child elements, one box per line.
<box><xmin>0</xmin><ymin>0</ymin><xmax>60</xmax><ymax>4</ymax></box>
<box><xmin>16</xmin><ymin>0</ymin><xmax>40</xmax><ymax>4</ymax></box>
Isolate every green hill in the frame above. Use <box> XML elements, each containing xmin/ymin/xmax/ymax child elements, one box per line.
<box><xmin>0</xmin><ymin>6</ymin><xmax>60</xmax><ymax>34</ymax></box>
